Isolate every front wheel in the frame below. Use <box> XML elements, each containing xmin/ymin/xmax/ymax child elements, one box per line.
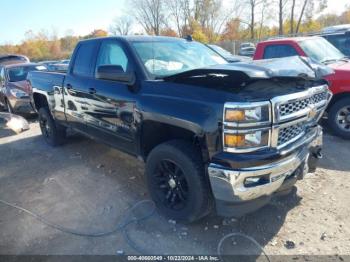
<box><xmin>145</xmin><ymin>140</ymin><xmax>212</xmax><ymax>223</ymax></box>
<box><xmin>38</xmin><ymin>107</ymin><xmax>66</xmax><ymax>146</ymax></box>
<box><xmin>327</xmin><ymin>98</ymin><xmax>350</xmax><ymax>139</ymax></box>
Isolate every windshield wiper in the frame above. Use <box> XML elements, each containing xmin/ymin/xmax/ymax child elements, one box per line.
<box><xmin>321</xmin><ymin>59</ymin><xmax>338</xmax><ymax>65</ymax></box>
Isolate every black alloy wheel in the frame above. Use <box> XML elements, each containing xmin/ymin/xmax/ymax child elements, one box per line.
<box><xmin>154</xmin><ymin>159</ymin><xmax>189</xmax><ymax>211</ymax></box>
<box><xmin>145</xmin><ymin>140</ymin><xmax>212</xmax><ymax>223</ymax></box>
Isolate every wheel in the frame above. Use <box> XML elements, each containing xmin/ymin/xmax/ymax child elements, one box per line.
<box><xmin>38</xmin><ymin>107</ymin><xmax>66</xmax><ymax>146</ymax></box>
<box><xmin>5</xmin><ymin>98</ymin><xmax>14</xmax><ymax>114</ymax></box>
<box><xmin>327</xmin><ymin>98</ymin><xmax>350</xmax><ymax>139</ymax></box>
<box><xmin>145</xmin><ymin>140</ymin><xmax>212</xmax><ymax>223</ymax></box>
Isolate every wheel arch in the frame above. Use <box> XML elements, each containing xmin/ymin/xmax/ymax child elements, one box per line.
<box><xmin>139</xmin><ymin>120</ymin><xmax>210</xmax><ymax>163</ymax></box>
<box><xmin>327</xmin><ymin>91</ymin><xmax>350</xmax><ymax>111</ymax></box>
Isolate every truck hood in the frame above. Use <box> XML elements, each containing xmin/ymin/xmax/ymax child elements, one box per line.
<box><xmin>164</xmin><ymin>56</ymin><xmax>333</xmax><ymax>83</ymax></box>
<box><xmin>161</xmin><ymin>56</ymin><xmax>331</xmax><ymax>100</ymax></box>
<box><xmin>8</xmin><ymin>80</ymin><xmax>31</xmax><ymax>94</ymax></box>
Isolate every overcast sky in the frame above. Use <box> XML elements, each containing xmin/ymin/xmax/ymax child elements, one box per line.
<box><xmin>0</xmin><ymin>0</ymin><xmax>349</xmax><ymax>44</ymax></box>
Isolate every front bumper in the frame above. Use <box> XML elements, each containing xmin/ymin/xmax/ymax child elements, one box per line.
<box><xmin>208</xmin><ymin>126</ymin><xmax>323</xmax><ymax>217</ymax></box>
<box><xmin>8</xmin><ymin>97</ymin><xmax>36</xmax><ymax>114</ymax></box>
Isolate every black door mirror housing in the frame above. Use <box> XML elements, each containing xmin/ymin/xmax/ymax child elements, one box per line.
<box><xmin>96</xmin><ymin>65</ymin><xmax>135</xmax><ymax>85</ymax></box>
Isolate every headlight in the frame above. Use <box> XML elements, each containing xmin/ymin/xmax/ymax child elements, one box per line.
<box><xmin>224</xmin><ymin>102</ymin><xmax>270</xmax><ymax>125</ymax></box>
<box><xmin>10</xmin><ymin>89</ymin><xmax>28</xmax><ymax>98</ymax></box>
<box><xmin>224</xmin><ymin>130</ymin><xmax>270</xmax><ymax>150</ymax></box>
<box><xmin>223</xmin><ymin>101</ymin><xmax>271</xmax><ymax>152</ymax></box>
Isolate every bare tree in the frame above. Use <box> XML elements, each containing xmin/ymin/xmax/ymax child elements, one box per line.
<box><xmin>130</xmin><ymin>0</ymin><xmax>166</xmax><ymax>35</ymax></box>
<box><xmin>278</xmin><ymin>0</ymin><xmax>289</xmax><ymax>35</ymax></box>
<box><xmin>290</xmin><ymin>0</ymin><xmax>296</xmax><ymax>34</ymax></box>
<box><xmin>109</xmin><ymin>15</ymin><xmax>133</xmax><ymax>35</ymax></box>
<box><xmin>247</xmin><ymin>0</ymin><xmax>263</xmax><ymax>39</ymax></box>
<box><xmin>295</xmin><ymin>0</ymin><xmax>308</xmax><ymax>33</ymax></box>
<box><xmin>166</xmin><ymin>0</ymin><xmax>191</xmax><ymax>37</ymax></box>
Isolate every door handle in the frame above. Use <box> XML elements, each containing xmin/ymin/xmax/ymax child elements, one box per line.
<box><xmin>88</xmin><ymin>88</ymin><xmax>96</xmax><ymax>95</ymax></box>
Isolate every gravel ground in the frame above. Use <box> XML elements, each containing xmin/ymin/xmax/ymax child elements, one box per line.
<box><xmin>0</xmin><ymin>120</ymin><xmax>349</xmax><ymax>259</ymax></box>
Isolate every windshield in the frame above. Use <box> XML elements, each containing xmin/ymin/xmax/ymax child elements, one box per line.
<box><xmin>299</xmin><ymin>37</ymin><xmax>345</xmax><ymax>64</ymax></box>
<box><xmin>132</xmin><ymin>40</ymin><xmax>227</xmax><ymax>78</ymax></box>
<box><xmin>209</xmin><ymin>45</ymin><xmax>232</xmax><ymax>58</ymax></box>
<box><xmin>8</xmin><ymin>65</ymin><xmax>47</xmax><ymax>82</ymax></box>
<box><xmin>324</xmin><ymin>34</ymin><xmax>350</xmax><ymax>57</ymax></box>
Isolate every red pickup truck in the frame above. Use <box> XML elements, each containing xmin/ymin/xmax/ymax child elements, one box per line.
<box><xmin>254</xmin><ymin>36</ymin><xmax>350</xmax><ymax>139</ymax></box>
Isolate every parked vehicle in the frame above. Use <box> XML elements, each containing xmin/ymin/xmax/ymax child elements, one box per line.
<box><xmin>29</xmin><ymin>36</ymin><xmax>330</xmax><ymax>223</ymax></box>
<box><xmin>240</xmin><ymin>42</ymin><xmax>255</xmax><ymax>49</ymax></box>
<box><xmin>0</xmin><ymin>55</ymin><xmax>30</xmax><ymax>66</ymax></box>
<box><xmin>239</xmin><ymin>46</ymin><xmax>256</xmax><ymax>57</ymax></box>
<box><xmin>39</xmin><ymin>60</ymin><xmax>69</xmax><ymax>72</ymax></box>
<box><xmin>0</xmin><ymin>63</ymin><xmax>47</xmax><ymax>114</ymax></box>
<box><xmin>48</xmin><ymin>62</ymin><xmax>69</xmax><ymax>72</ymax></box>
<box><xmin>319</xmin><ymin>24</ymin><xmax>350</xmax><ymax>57</ymax></box>
<box><xmin>254</xmin><ymin>36</ymin><xmax>350</xmax><ymax>139</ymax></box>
<box><xmin>207</xmin><ymin>44</ymin><xmax>251</xmax><ymax>63</ymax></box>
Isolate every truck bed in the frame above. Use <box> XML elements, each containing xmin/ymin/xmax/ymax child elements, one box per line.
<box><xmin>28</xmin><ymin>71</ymin><xmax>66</xmax><ymax>93</ymax></box>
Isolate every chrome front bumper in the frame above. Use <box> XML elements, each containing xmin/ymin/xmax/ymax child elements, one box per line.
<box><xmin>208</xmin><ymin>126</ymin><xmax>323</xmax><ymax>203</ymax></box>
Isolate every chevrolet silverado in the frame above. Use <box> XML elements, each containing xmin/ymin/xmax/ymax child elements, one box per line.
<box><xmin>28</xmin><ymin>36</ymin><xmax>331</xmax><ymax>223</ymax></box>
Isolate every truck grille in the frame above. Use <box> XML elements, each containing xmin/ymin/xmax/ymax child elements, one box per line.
<box><xmin>279</xmin><ymin>91</ymin><xmax>328</xmax><ymax>117</ymax></box>
<box><xmin>278</xmin><ymin>123</ymin><xmax>304</xmax><ymax>146</ymax></box>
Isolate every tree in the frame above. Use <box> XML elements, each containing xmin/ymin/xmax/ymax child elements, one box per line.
<box><xmin>166</xmin><ymin>0</ymin><xmax>191</xmax><ymax>37</ymax></box>
<box><xmin>160</xmin><ymin>28</ymin><xmax>178</xmax><ymax>37</ymax></box>
<box><xmin>278</xmin><ymin>0</ymin><xmax>289</xmax><ymax>35</ymax></box>
<box><xmin>85</xmin><ymin>29</ymin><xmax>108</xmax><ymax>39</ymax></box>
<box><xmin>130</xmin><ymin>0</ymin><xmax>166</xmax><ymax>35</ymax></box>
<box><xmin>222</xmin><ymin>18</ymin><xmax>241</xmax><ymax>41</ymax></box>
<box><xmin>290</xmin><ymin>0</ymin><xmax>296</xmax><ymax>34</ymax></box>
<box><xmin>110</xmin><ymin>15</ymin><xmax>133</xmax><ymax>36</ymax></box>
<box><xmin>295</xmin><ymin>0</ymin><xmax>308</xmax><ymax>33</ymax></box>
<box><xmin>247</xmin><ymin>0</ymin><xmax>263</xmax><ymax>39</ymax></box>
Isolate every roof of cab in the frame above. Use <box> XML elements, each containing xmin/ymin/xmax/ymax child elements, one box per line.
<box><xmin>260</xmin><ymin>36</ymin><xmax>322</xmax><ymax>44</ymax></box>
<box><xmin>78</xmin><ymin>35</ymin><xmax>189</xmax><ymax>44</ymax></box>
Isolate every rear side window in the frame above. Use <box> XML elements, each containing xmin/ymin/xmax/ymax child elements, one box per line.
<box><xmin>72</xmin><ymin>42</ymin><xmax>98</xmax><ymax>77</ymax></box>
<box><xmin>263</xmin><ymin>44</ymin><xmax>298</xmax><ymax>59</ymax></box>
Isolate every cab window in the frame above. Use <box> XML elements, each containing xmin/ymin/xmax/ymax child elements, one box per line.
<box><xmin>263</xmin><ymin>44</ymin><xmax>298</xmax><ymax>59</ymax></box>
<box><xmin>96</xmin><ymin>41</ymin><xmax>129</xmax><ymax>73</ymax></box>
<box><xmin>72</xmin><ymin>41</ymin><xmax>98</xmax><ymax>78</ymax></box>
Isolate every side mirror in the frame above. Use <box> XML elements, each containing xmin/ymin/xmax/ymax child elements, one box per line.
<box><xmin>96</xmin><ymin>65</ymin><xmax>135</xmax><ymax>85</ymax></box>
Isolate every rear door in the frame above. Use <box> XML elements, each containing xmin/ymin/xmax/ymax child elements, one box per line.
<box><xmin>63</xmin><ymin>41</ymin><xmax>99</xmax><ymax>132</ymax></box>
<box><xmin>83</xmin><ymin>39</ymin><xmax>138</xmax><ymax>154</ymax></box>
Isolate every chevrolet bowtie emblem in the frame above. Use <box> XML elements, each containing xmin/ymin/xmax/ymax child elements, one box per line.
<box><xmin>308</xmin><ymin>105</ymin><xmax>317</xmax><ymax>119</ymax></box>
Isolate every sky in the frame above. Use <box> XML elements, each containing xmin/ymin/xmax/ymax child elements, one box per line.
<box><xmin>0</xmin><ymin>0</ymin><xmax>349</xmax><ymax>45</ymax></box>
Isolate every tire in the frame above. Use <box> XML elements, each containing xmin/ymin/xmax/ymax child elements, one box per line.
<box><xmin>145</xmin><ymin>140</ymin><xmax>212</xmax><ymax>223</ymax></box>
<box><xmin>327</xmin><ymin>98</ymin><xmax>350</xmax><ymax>139</ymax></box>
<box><xmin>38</xmin><ymin>107</ymin><xmax>66</xmax><ymax>146</ymax></box>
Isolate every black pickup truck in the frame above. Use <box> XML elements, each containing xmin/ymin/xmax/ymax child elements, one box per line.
<box><xmin>28</xmin><ymin>36</ymin><xmax>331</xmax><ymax>223</ymax></box>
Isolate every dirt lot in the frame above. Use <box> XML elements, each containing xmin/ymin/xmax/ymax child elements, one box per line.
<box><xmin>0</xmin><ymin>119</ymin><xmax>349</xmax><ymax>258</ymax></box>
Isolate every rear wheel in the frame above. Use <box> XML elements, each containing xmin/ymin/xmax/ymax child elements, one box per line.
<box><xmin>38</xmin><ymin>107</ymin><xmax>66</xmax><ymax>146</ymax></box>
<box><xmin>145</xmin><ymin>140</ymin><xmax>212</xmax><ymax>223</ymax></box>
<box><xmin>327</xmin><ymin>98</ymin><xmax>350</xmax><ymax>139</ymax></box>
